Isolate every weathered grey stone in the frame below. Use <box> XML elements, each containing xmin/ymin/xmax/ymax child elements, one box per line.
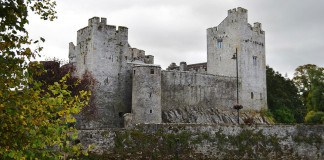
<box><xmin>132</xmin><ymin>64</ymin><xmax>162</xmax><ymax>124</ymax></box>
<box><xmin>79</xmin><ymin>124</ymin><xmax>324</xmax><ymax>159</ymax></box>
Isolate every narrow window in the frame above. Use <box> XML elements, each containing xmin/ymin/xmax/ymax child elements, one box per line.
<box><xmin>217</xmin><ymin>39</ymin><xmax>223</xmax><ymax>48</ymax></box>
<box><xmin>149</xmin><ymin>92</ymin><xmax>152</xmax><ymax>98</ymax></box>
<box><xmin>251</xmin><ymin>92</ymin><xmax>254</xmax><ymax>99</ymax></box>
<box><xmin>150</xmin><ymin>69</ymin><xmax>154</xmax><ymax>74</ymax></box>
<box><xmin>150</xmin><ymin>110</ymin><xmax>152</xmax><ymax>113</ymax></box>
<box><xmin>253</xmin><ymin>56</ymin><xmax>257</xmax><ymax>66</ymax></box>
<box><xmin>133</xmin><ymin>70</ymin><xmax>136</xmax><ymax>74</ymax></box>
<box><xmin>260</xmin><ymin>93</ymin><xmax>263</xmax><ymax>100</ymax></box>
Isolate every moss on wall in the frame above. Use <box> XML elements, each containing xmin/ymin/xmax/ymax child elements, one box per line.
<box><xmin>79</xmin><ymin>124</ymin><xmax>323</xmax><ymax>159</ymax></box>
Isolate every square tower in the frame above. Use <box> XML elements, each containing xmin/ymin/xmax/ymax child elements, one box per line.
<box><xmin>207</xmin><ymin>7</ymin><xmax>267</xmax><ymax>111</ymax></box>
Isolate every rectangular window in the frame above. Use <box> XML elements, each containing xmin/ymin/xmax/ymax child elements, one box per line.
<box><xmin>150</xmin><ymin>69</ymin><xmax>154</xmax><ymax>74</ymax></box>
<box><xmin>217</xmin><ymin>39</ymin><xmax>223</xmax><ymax>48</ymax></box>
<box><xmin>251</xmin><ymin>92</ymin><xmax>254</xmax><ymax>99</ymax></box>
<box><xmin>253</xmin><ymin>56</ymin><xmax>257</xmax><ymax>66</ymax></box>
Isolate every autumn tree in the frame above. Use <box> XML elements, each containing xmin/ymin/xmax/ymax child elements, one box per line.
<box><xmin>0</xmin><ymin>0</ymin><xmax>91</xmax><ymax>159</ymax></box>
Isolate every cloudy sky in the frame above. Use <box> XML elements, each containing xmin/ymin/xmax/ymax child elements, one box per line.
<box><xmin>27</xmin><ymin>0</ymin><xmax>324</xmax><ymax>78</ymax></box>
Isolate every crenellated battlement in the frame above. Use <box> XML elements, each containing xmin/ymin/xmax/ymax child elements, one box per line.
<box><xmin>80</xmin><ymin>17</ymin><xmax>128</xmax><ymax>36</ymax></box>
<box><xmin>252</xmin><ymin>22</ymin><xmax>264</xmax><ymax>34</ymax></box>
<box><xmin>88</xmin><ymin>17</ymin><xmax>107</xmax><ymax>26</ymax></box>
<box><xmin>228</xmin><ymin>7</ymin><xmax>247</xmax><ymax>16</ymax></box>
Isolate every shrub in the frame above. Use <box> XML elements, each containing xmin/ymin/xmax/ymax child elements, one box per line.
<box><xmin>304</xmin><ymin>111</ymin><xmax>324</xmax><ymax>124</ymax></box>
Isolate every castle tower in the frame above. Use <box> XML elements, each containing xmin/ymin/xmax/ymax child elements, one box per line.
<box><xmin>207</xmin><ymin>7</ymin><xmax>267</xmax><ymax>111</ymax></box>
<box><xmin>132</xmin><ymin>64</ymin><xmax>162</xmax><ymax>124</ymax></box>
<box><xmin>69</xmin><ymin>17</ymin><xmax>132</xmax><ymax>128</ymax></box>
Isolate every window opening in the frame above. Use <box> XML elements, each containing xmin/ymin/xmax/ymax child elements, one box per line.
<box><xmin>251</xmin><ymin>92</ymin><xmax>254</xmax><ymax>99</ymax></box>
<box><xmin>260</xmin><ymin>93</ymin><xmax>263</xmax><ymax>100</ymax></box>
<box><xmin>150</xmin><ymin>69</ymin><xmax>154</xmax><ymax>74</ymax></box>
<box><xmin>133</xmin><ymin>70</ymin><xmax>136</xmax><ymax>74</ymax></box>
<box><xmin>150</xmin><ymin>110</ymin><xmax>152</xmax><ymax>113</ymax></box>
<box><xmin>253</xmin><ymin>56</ymin><xmax>257</xmax><ymax>66</ymax></box>
<box><xmin>217</xmin><ymin>39</ymin><xmax>223</xmax><ymax>48</ymax></box>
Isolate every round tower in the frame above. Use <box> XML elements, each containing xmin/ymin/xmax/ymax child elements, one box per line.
<box><xmin>132</xmin><ymin>64</ymin><xmax>162</xmax><ymax>124</ymax></box>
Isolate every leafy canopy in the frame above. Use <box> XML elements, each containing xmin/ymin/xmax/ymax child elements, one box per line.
<box><xmin>0</xmin><ymin>0</ymin><xmax>91</xmax><ymax>159</ymax></box>
<box><xmin>293</xmin><ymin>64</ymin><xmax>324</xmax><ymax>124</ymax></box>
<box><xmin>266</xmin><ymin>66</ymin><xmax>305</xmax><ymax>123</ymax></box>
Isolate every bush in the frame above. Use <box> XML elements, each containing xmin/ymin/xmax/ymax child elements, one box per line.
<box><xmin>304</xmin><ymin>111</ymin><xmax>324</xmax><ymax>124</ymax></box>
<box><xmin>272</xmin><ymin>107</ymin><xmax>296</xmax><ymax>124</ymax></box>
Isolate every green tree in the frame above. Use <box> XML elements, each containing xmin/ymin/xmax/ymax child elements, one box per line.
<box><xmin>266</xmin><ymin>66</ymin><xmax>305</xmax><ymax>123</ymax></box>
<box><xmin>293</xmin><ymin>64</ymin><xmax>324</xmax><ymax>124</ymax></box>
<box><xmin>0</xmin><ymin>0</ymin><xmax>91</xmax><ymax>159</ymax></box>
<box><xmin>293</xmin><ymin>64</ymin><xmax>324</xmax><ymax>111</ymax></box>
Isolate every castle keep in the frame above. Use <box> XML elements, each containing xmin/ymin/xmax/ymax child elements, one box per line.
<box><xmin>69</xmin><ymin>7</ymin><xmax>267</xmax><ymax>129</ymax></box>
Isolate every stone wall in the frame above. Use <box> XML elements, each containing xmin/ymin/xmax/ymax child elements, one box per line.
<box><xmin>79</xmin><ymin>124</ymin><xmax>324</xmax><ymax>159</ymax></box>
<box><xmin>161</xmin><ymin>71</ymin><xmax>243</xmax><ymax>123</ymax></box>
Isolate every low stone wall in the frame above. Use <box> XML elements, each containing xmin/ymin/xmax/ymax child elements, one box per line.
<box><xmin>79</xmin><ymin>124</ymin><xmax>324</xmax><ymax>159</ymax></box>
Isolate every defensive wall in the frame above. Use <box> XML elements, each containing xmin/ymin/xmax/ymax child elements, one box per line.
<box><xmin>79</xmin><ymin>124</ymin><xmax>324</xmax><ymax>159</ymax></box>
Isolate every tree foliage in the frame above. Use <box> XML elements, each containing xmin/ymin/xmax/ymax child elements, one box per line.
<box><xmin>304</xmin><ymin>111</ymin><xmax>324</xmax><ymax>124</ymax></box>
<box><xmin>293</xmin><ymin>64</ymin><xmax>324</xmax><ymax>124</ymax></box>
<box><xmin>293</xmin><ymin>64</ymin><xmax>324</xmax><ymax>112</ymax></box>
<box><xmin>266</xmin><ymin>66</ymin><xmax>305</xmax><ymax>123</ymax></box>
<box><xmin>0</xmin><ymin>0</ymin><xmax>91</xmax><ymax>159</ymax></box>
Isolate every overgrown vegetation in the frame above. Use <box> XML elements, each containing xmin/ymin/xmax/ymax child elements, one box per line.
<box><xmin>82</xmin><ymin>125</ymin><xmax>320</xmax><ymax>160</ymax></box>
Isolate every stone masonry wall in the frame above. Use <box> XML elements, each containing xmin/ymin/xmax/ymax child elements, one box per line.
<box><xmin>161</xmin><ymin>71</ymin><xmax>249</xmax><ymax>124</ymax></box>
<box><xmin>79</xmin><ymin>124</ymin><xmax>324</xmax><ymax>159</ymax></box>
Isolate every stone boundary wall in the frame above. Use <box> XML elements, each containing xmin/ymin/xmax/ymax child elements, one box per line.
<box><xmin>79</xmin><ymin>124</ymin><xmax>324</xmax><ymax>159</ymax></box>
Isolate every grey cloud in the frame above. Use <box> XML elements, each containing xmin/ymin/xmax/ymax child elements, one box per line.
<box><xmin>29</xmin><ymin>0</ymin><xmax>324</xmax><ymax>76</ymax></box>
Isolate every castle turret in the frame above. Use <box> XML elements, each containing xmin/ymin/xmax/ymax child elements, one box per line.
<box><xmin>207</xmin><ymin>7</ymin><xmax>267</xmax><ymax>111</ymax></box>
<box><xmin>132</xmin><ymin>64</ymin><xmax>162</xmax><ymax>124</ymax></box>
<box><xmin>69</xmin><ymin>17</ymin><xmax>132</xmax><ymax>129</ymax></box>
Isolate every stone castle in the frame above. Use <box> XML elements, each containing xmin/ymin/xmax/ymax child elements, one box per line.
<box><xmin>68</xmin><ymin>7</ymin><xmax>267</xmax><ymax>129</ymax></box>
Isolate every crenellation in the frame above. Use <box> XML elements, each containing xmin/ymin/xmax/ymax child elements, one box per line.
<box><xmin>88</xmin><ymin>17</ymin><xmax>100</xmax><ymax>26</ymax></box>
<box><xmin>144</xmin><ymin>55</ymin><xmax>154</xmax><ymax>64</ymax></box>
<box><xmin>228</xmin><ymin>7</ymin><xmax>247</xmax><ymax>15</ymax></box>
<box><xmin>179</xmin><ymin>61</ymin><xmax>187</xmax><ymax>71</ymax></box>
<box><xmin>100</xmin><ymin>17</ymin><xmax>107</xmax><ymax>25</ymax></box>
